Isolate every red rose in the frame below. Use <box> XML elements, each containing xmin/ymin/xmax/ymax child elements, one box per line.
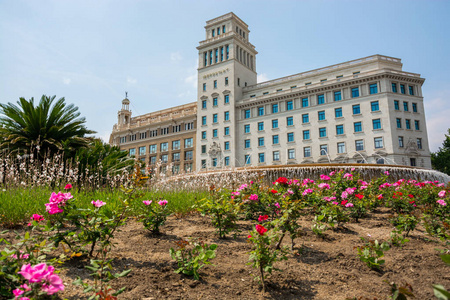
<box><xmin>409</xmin><ymin>200</ymin><xmax>415</xmax><ymax>204</ymax></box>
<box><xmin>355</xmin><ymin>194</ymin><xmax>364</xmax><ymax>200</ymax></box>
<box><xmin>256</xmin><ymin>224</ymin><xmax>268</xmax><ymax>236</ymax></box>
<box><xmin>408</xmin><ymin>194</ymin><xmax>414</xmax><ymax>198</ymax></box>
<box><xmin>258</xmin><ymin>215</ymin><xmax>269</xmax><ymax>222</ymax></box>
<box><xmin>341</xmin><ymin>200</ymin><xmax>348</xmax><ymax>206</ymax></box>
<box><xmin>276</xmin><ymin>177</ymin><xmax>288</xmax><ymax>185</ymax></box>
<box><xmin>270</xmin><ymin>189</ymin><xmax>278</xmax><ymax>194</ymax></box>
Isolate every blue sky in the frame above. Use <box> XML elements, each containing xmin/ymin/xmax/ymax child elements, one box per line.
<box><xmin>1</xmin><ymin>0</ymin><xmax>449</xmax><ymax>152</ymax></box>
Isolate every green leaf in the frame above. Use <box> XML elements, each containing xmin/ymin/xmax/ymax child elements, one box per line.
<box><xmin>115</xmin><ymin>269</ymin><xmax>132</xmax><ymax>277</ymax></box>
<box><xmin>441</xmin><ymin>254</ymin><xmax>450</xmax><ymax>266</ymax></box>
<box><xmin>433</xmin><ymin>284</ymin><xmax>450</xmax><ymax>300</ymax></box>
<box><xmin>112</xmin><ymin>287</ymin><xmax>126</xmax><ymax>296</ymax></box>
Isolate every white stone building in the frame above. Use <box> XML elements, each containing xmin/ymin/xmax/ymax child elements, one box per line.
<box><xmin>195</xmin><ymin>12</ymin><xmax>431</xmax><ymax>170</ymax></box>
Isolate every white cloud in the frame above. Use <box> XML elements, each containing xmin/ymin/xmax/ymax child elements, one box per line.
<box><xmin>170</xmin><ymin>51</ymin><xmax>182</xmax><ymax>62</ymax></box>
<box><xmin>62</xmin><ymin>77</ymin><xmax>71</xmax><ymax>85</ymax></box>
<box><xmin>257</xmin><ymin>73</ymin><xmax>269</xmax><ymax>83</ymax></box>
<box><xmin>424</xmin><ymin>90</ymin><xmax>450</xmax><ymax>152</ymax></box>
<box><xmin>126</xmin><ymin>76</ymin><xmax>137</xmax><ymax>86</ymax></box>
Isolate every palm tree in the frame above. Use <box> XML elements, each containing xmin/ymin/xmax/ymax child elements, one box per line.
<box><xmin>0</xmin><ymin>95</ymin><xmax>95</xmax><ymax>159</ymax></box>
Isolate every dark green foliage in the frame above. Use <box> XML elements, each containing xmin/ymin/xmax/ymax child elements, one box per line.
<box><xmin>431</xmin><ymin>128</ymin><xmax>450</xmax><ymax>175</ymax></box>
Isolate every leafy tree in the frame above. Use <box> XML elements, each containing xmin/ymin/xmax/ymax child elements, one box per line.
<box><xmin>431</xmin><ymin>128</ymin><xmax>450</xmax><ymax>175</ymax></box>
<box><xmin>0</xmin><ymin>95</ymin><xmax>95</xmax><ymax>159</ymax></box>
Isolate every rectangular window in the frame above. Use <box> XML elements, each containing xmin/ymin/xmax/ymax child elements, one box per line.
<box><xmin>201</xmin><ymin>159</ymin><xmax>206</xmax><ymax>168</ymax></box>
<box><xmin>223</xmin><ymin>25</ymin><xmax>226</xmax><ymax>33</ymax></box>
<box><xmin>373</xmin><ymin>119</ymin><xmax>381</xmax><ymax>130</ymax></box>
<box><xmin>317</xmin><ymin>94</ymin><xmax>325</xmax><ymax>104</ymax></box>
<box><xmin>209</xmin><ymin>50</ymin><xmax>212</xmax><ymax>65</ymax></box>
<box><xmin>213</xmin><ymin>129</ymin><xmax>218</xmax><ymax>138</ymax></box>
<box><xmin>272</xmin><ymin>135</ymin><xmax>279</xmax><ymax>144</ymax></box>
<box><xmin>244</xmin><ymin>139</ymin><xmax>250</xmax><ymax>149</ymax></box>
<box><xmin>406</xmin><ymin>119</ymin><xmax>411</xmax><ymax>129</ymax></box>
<box><xmin>214</xmin><ymin>49</ymin><xmax>218</xmax><ymax>63</ymax></box>
<box><xmin>130</xmin><ymin>134</ymin><xmax>137</xmax><ymax>141</ymax></box>
<box><xmin>220</xmin><ymin>47</ymin><xmax>223</xmax><ymax>61</ymax></box>
<box><xmin>258</xmin><ymin>137</ymin><xmax>264</xmax><ymax>147</ymax></box>
<box><xmin>369</xmin><ymin>83</ymin><xmax>378</xmax><ymax>94</ymax></box>
<box><xmin>334</xmin><ymin>91</ymin><xmax>342</xmax><ymax>101</ymax></box>
<box><xmin>351</xmin><ymin>87</ymin><xmax>360</xmax><ymax>98</ymax></box>
<box><xmin>288</xmin><ymin>149</ymin><xmax>295</xmax><ymax>159</ymax></box>
<box><xmin>224</xmin><ymin>111</ymin><xmax>229</xmax><ymax>121</ymax></box>
<box><xmin>258</xmin><ymin>122</ymin><xmax>264</xmax><ymax>131</ymax></box>
<box><xmin>224</xmin><ymin>127</ymin><xmax>230</xmax><ymax>136</ymax></box>
<box><xmin>212</xmin><ymin>158</ymin><xmax>217</xmax><ymax>167</ymax></box>
<box><xmin>303</xmin><ymin>130</ymin><xmax>310</xmax><ymax>140</ymax></box>
<box><xmin>412</xmin><ymin>103</ymin><xmax>417</xmax><ymax>113</ymax></box>
<box><xmin>301</xmin><ymin>98</ymin><xmax>309</xmax><ymax>108</ymax></box>
<box><xmin>302</xmin><ymin>113</ymin><xmax>309</xmax><ymax>123</ymax></box>
<box><xmin>224</xmin><ymin>156</ymin><xmax>230</xmax><ymax>166</ymax></box>
<box><xmin>371</xmin><ymin>101</ymin><xmax>379</xmax><ymax>112</ymax></box>
<box><xmin>139</xmin><ymin>146</ymin><xmax>146</xmax><ymax>156</ymax></box>
<box><xmin>276</xmin><ymin>89</ymin><xmax>282</xmax><ymax>92</ymax></box>
<box><xmin>417</xmin><ymin>138</ymin><xmax>422</xmax><ymax>149</ymax></box>
<box><xmin>161</xmin><ymin>142</ymin><xmax>168</xmax><ymax>152</ymax></box>
<box><xmin>355</xmin><ymin>140</ymin><xmax>364</xmax><ymax>151</ymax></box>
<box><xmin>335</xmin><ymin>108</ymin><xmax>342</xmax><ymax>118</ymax></box>
<box><xmin>225</xmin><ymin>77</ymin><xmax>229</xmax><ymax>85</ymax></box>
<box><xmin>403</xmin><ymin>101</ymin><xmax>409</xmax><ymax>112</ymax></box>
<box><xmin>272</xmin><ymin>119</ymin><xmax>278</xmax><ymax>128</ymax></box>
<box><xmin>392</xmin><ymin>83</ymin><xmax>398</xmax><ymax>93</ymax></box>
<box><xmin>263</xmin><ymin>92</ymin><xmax>269</xmax><ymax>95</ymax></box>
<box><xmin>201</xmin><ymin>131</ymin><xmax>206</xmax><ymax>139</ymax></box>
<box><xmin>214</xmin><ymin>80</ymin><xmax>217</xmax><ymax>88</ymax></box>
<box><xmin>374</xmin><ymin>137</ymin><xmax>383</xmax><ymax>149</ymax></box>
<box><xmin>396</xmin><ymin>118</ymin><xmax>402</xmax><ymax>129</ymax></box>
<box><xmin>149</xmin><ymin>145</ymin><xmax>157</xmax><ymax>154</ymax></box>
<box><xmin>244</xmin><ymin>109</ymin><xmax>250</xmax><ymax>119</ymax></box>
<box><xmin>337</xmin><ymin>142</ymin><xmax>346</xmax><ymax>154</ymax></box>
<box><xmin>244</xmin><ymin>124</ymin><xmax>250</xmax><ymax>133</ymax></box>
<box><xmin>161</xmin><ymin>154</ymin><xmax>168</xmax><ymax>163</ymax></box>
<box><xmin>272</xmin><ymin>104</ymin><xmax>279</xmax><ymax>113</ymax></box>
<box><xmin>304</xmin><ymin>147</ymin><xmax>311</xmax><ymax>158</ymax></box>
<box><xmin>140</xmin><ymin>132</ymin><xmax>147</xmax><ymax>139</ymax></box>
<box><xmin>172</xmin><ymin>140</ymin><xmax>180</xmax><ymax>150</ymax></box>
<box><xmin>150</xmin><ymin>156</ymin><xmax>156</xmax><ymax>164</ymax></box>
<box><xmin>319</xmin><ymin>127</ymin><xmax>326</xmax><ymax>138</ymax></box>
<box><xmin>409</xmin><ymin>86</ymin><xmax>414</xmax><ymax>95</ymax></box>
<box><xmin>203</xmin><ymin>83</ymin><xmax>206</xmax><ymax>91</ymax></box>
<box><xmin>184</xmin><ymin>138</ymin><xmax>193</xmax><ymax>148</ymax></box>
<box><xmin>415</xmin><ymin>120</ymin><xmax>420</xmax><ymax>130</ymax></box>
<box><xmin>204</xmin><ymin>53</ymin><xmax>207</xmax><ymax>66</ymax></box>
<box><xmin>273</xmin><ymin>151</ymin><xmax>280</xmax><ymax>161</ymax></box>
<box><xmin>336</xmin><ymin>125</ymin><xmax>344</xmax><ymax>135</ymax></box>
<box><xmin>224</xmin><ymin>141</ymin><xmax>230</xmax><ymax>150</ymax></box>
<box><xmin>400</xmin><ymin>84</ymin><xmax>406</xmax><ymax>94</ymax></box>
<box><xmin>353</xmin><ymin>104</ymin><xmax>361</xmax><ymax>115</ymax></box>
<box><xmin>399</xmin><ymin>136</ymin><xmax>404</xmax><ymax>148</ymax></box>
<box><xmin>201</xmin><ymin>145</ymin><xmax>206</xmax><ymax>154</ymax></box>
<box><xmin>173</xmin><ymin>152</ymin><xmax>180</xmax><ymax>161</ymax></box>
<box><xmin>286</xmin><ymin>100</ymin><xmax>293</xmax><ymax>110</ymax></box>
<box><xmin>213</xmin><ymin>98</ymin><xmax>218</xmax><ymax>106</ymax></box>
<box><xmin>287</xmin><ymin>116</ymin><xmax>293</xmax><ymax>126</ymax></box>
<box><xmin>202</xmin><ymin>116</ymin><xmax>206</xmax><ymax>125</ymax></box>
<box><xmin>224</xmin><ymin>94</ymin><xmax>229</xmax><ymax>104</ymax></box>
<box><xmin>320</xmin><ymin>144</ymin><xmax>328</xmax><ymax>155</ymax></box>
<box><xmin>119</xmin><ymin>136</ymin><xmax>126</xmax><ymax>143</ymax></box>
<box><xmin>245</xmin><ymin>154</ymin><xmax>250</xmax><ymax>164</ymax></box>
<box><xmin>226</xmin><ymin>45</ymin><xmax>229</xmax><ymax>59</ymax></box>
<box><xmin>318</xmin><ymin>111</ymin><xmax>325</xmax><ymax>121</ymax></box>
<box><xmin>201</xmin><ymin>100</ymin><xmax>207</xmax><ymax>109</ymax></box>
<box><xmin>354</xmin><ymin>122</ymin><xmax>362</xmax><ymax>132</ymax></box>
<box><xmin>394</xmin><ymin>100</ymin><xmax>399</xmax><ymax>110</ymax></box>
<box><xmin>287</xmin><ymin>132</ymin><xmax>294</xmax><ymax>142</ymax></box>
<box><xmin>258</xmin><ymin>153</ymin><xmax>265</xmax><ymax>163</ymax></box>
<box><xmin>213</xmin><ymin>114</ymin><xmax>218</xmax><ymax>123</ymax></box>
<box><xmin>410</xmin><ymin>158</ymin><xmax>416</xmax><ymax>167</ymax></box>
<box><xmin>212</xmin><ymin>29</ymin><xmax>215</xmax><ymax>37</ymax></box>
<box><xmin>258</xmin><ymin>106</ymin><xmax>264</xmax><ymax>116</ymax></box>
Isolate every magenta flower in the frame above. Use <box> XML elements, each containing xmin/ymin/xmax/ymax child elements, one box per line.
<box><xmin>274</xmin><ymin>202</ymin><xmax>280</xmax><ymax>208</ymax></box>
<box><xmin>438</xmin><ymin>190</ymin><xmax>446</xmax><ymax>198</ymax></box>
<box><xmin>143</xmin><ymin>200</ymin><xmax>152</xmax><ymax>206</ymax></box>
<box><xmin>320</xmin><ymin>174</ymin><xmax>331</xmax><ymax>181</ymax></box>
<box><xmin>384</xmin><ymin>171</ymin><xmax>390</xmax><ymax>176</ymax></box>
<box><xmin>91</xmin><ymin>200</ymin><xmax>106</xmax><ymax>208</ymax></box>
<box><xmin>12</xmin><ymin>251</ymin><xmax>29</xmax><ymax>260</ymax></box>
<box><xmin>302</xmin><ymin>188</ymin><xmax>313</xmax><ymax>196</ymax></box>
<box><xmin>341</xmin><ymin>191</ymin><xmax>349</xmax><ymax>199</ymax></box>
<box><xmin>249</xmin><ymin>194</ymin><xmax>259</xmax><ymax>201</ymax></box>
<box><xmin>343</xmin><ymin>173</ymin><xmax>353</xmax><ymax>179</ymax></box>
<box><xmin>12</xmin><ymin>289</ymin><xmax>24</xmax><ymax>297</ymax></box>
<box><xmin>437</xmin><ymin>199</ymin><xmax>447</xmax><ymax>206</ymax></box>
<box><xmin>231</xmin><ymin>191</ymin><xmax>240</xmax><ymax>196</ymax></box>
<box><xmin>345</xmin><ymin>203</ymin><xmax>354</xmax><ymax>208</ymax></box>
<box><xmin>64</xmin><ymin>183</ymin><xmax>72</xmax><ymax>190</ymax></box>
<box><xmin>31</xmin><ymin>214</ymin><xmax>45</xmax><ymax>222</ymax></box>
<box><xmin>332</xmin><ymin>201</ymin><xmax>339</xmax><ymax>205</ymax></box>
<box><xmin>318</xmin><ymin>183</ymin><xmax>330</xmax><ymax>190</ymax></box>
<box><xmin>329</xmin><ymin>171</ymin><xmax>336</xmax><ymax>176</ymax></box>
<box><xmin>158</xmin><ymin>199</ymin><xmax>168</xmax><ymax>206</ymax></box>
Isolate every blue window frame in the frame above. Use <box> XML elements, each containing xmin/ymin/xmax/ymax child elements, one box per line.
<box><xmin>224</xmin><ymin>111</ymin><xmax>229</xmax><ymax>121</ymax></box>
<box><xmin>304</xmin><ymin>147</ymin><xmax>311</xmax><ymax>158</ymax></box>
<box><xmin>318</xmin><ymin>111</ymin><xmax>325</xmax><ymax>121</ymax></box>
<box><xmin>245</xmin><ymin>154</ymin><xmax>250</xmax><ymax>164</ymax></box>
<box><xmin>213</xmin><ymin>98</ymin><xmax>218</xmax><ymax>106</ymax></box>
<box><xmin>403</xmin><ymin>101</ymin><xmax>409</xmax><ymax>111</ymax></box>
<box><xmin>415</xmin><ymin>120</ymin><xmax>420</xmax><ymax>130</ymax></box>
<box><xmin>369</xmin><ymin>83</ymin><xmax>378</xmax><ymax>94</ymax></box>
<box><xmin>258</xmin><ymin>106</ymin><xmax>264</xmax><ymax>116</ymax></box>
<box><xmin>400</xmin><ymin>84</ymin><xmax>405</xmax><ymax>94</ymax></box>
<box><xmin>224</xmin><ymin>127</ymin><xmax>230</xmax><ymax>135</ymax></box>
<box><xmin>204</xmin><ymin>53</ymin><xmax>207</xmax><ymax>67</ymax></box>
<box><xmin>336</xmin><ymin>125</ymin><xmax>344</xmax><ymax>135</ymax></box>
<box><xmin>258</xmin><ymin>153</ymin><xmax>265</xmax><ymax>163</ymax></box>
<box><xmin>222</xmin><ymin>25</ymin><xmax>226</xmax><ymax>33</ymax></box>
<box><xmin>214</xmin><ymin>80</ymin><xmax>217</xmax><ymax>88</ymax></box>
<box><xmin>202</xmin><ymin>116</ymin><xmax>207</xmax><ymax>125</ymax></box>
<box><xmin>244</xmin><ymin>124</ymin><xmax>250</xmax><ymax>133</ymax></box>
<box><xmin>302</xmin><ymin>98</ymin><xmax>309</xmax><ymax>107</ymax></box>
<box><xmin>373</xmin><ymin>119</ymin><xmax>381</xmax><ymax>130</ymax></box>
<box><xmin>212</xmin><ymin>29</ymin><xmax>215</xmax><ymax>37</ymax></box>
<box><xmin>409</xmin><ymin>86</ymin><xmax>414</xmax><ymax>95</ymax></box>
<box><xmin>215</xmin><ymin>49</ymin><xmax>218</xmax><ymax>63</ymax></box>
<box><xmin>317</xmin><ymin>94</ymin><xmax>325</xmax><ymax>104</ymax></box>
<box><xmin>286</xmin><ymin>101</ymin><xmax>293</xmax><ymax>110</ymax></box>
<box><xmin>319</xmin><ymin>127</ymin><xmax>327</xmax><ymax>137</ymax></box>
<box><xmin>354</xmin><ymin>122</ymin><xmax>362</xmax><ymax>132</ymax></box>
<box><xmin>394</xmin><ymin>100</ymin><xmax>399</xmax><ymax>110</ymax></box>
<box><xmin>272</xmin><ymin>135</ymin><xmax>279</xmax><ymax>144</ymax></box>
<box><xmin>258</xmin><ymin>137</ymin><xmax>264</xmax><ymax>147</ymax></box>
<box><xmin>273</xmin><ymin>151</ymin><xmax>280</xmax><ymax>161</ymax></box>
<box><xmin>203</xmin><ymin>83</ymin><xmax>206</xmax><ymax>91</ymax></box>
<box><xmin>209</xmin><ymin>50</ymin><xmax>212</xmax><ymax>65</ymax></box>
<box><xmin>272</xmin><ymin>119</ymin><xmax>278</xmax><ymax>128</ymax></box>
<box><xmin>303</xmin><ymin>130</ymin><xmax>310</xmax><ymax>140</ymax></box>
<box><xmin>244</xmin><ymin>139</ymin><xmax>250</xmax><ymax>148</ymax></box>
<box><xmin>302</xmin><ymin>113</ymin><xmax>309</xmax><ymax>123</ymax></box>
<box><xmin>272</xmin><ymin>104</ymin><xmax>279</xmax><ymax>113</ymax></box>
<box><xmin>335</xmin><ymin>107</ymin><xmax>343</xmax><ymax>118</ymax></box>
<box><xmin>226</xmin><ymin>45</ymin><xmax>229</xmax><ymax>59</ymax></box>
<box><xmin>355</xmin><ymin>140</ymin><xmax>364</xmax><ymax>151</ymax></box>
<box><xmin>287</xmin><ymin>132</ymin><xmax>294</xmax><ymax>142</ymax></box>
<box><xmin>412</xmin><ymin>103</ymin><xmax>417</xmax><ymax>113</ymax></box>
<box><xmin>224</xmin><ymin>156</ymin><xmax>230</xmax><ymax>166</ymax></box>
<box><xmin>258</xmin><ymin>122</ymin><xmax>264</xmax><ymax>131</ymax></box>
<box><xmin>287</xmin><ymin>116</ymin><xmax>293</xmax><ymax>126</ymax></box>
<box><xmin>224</xmin><ymin>94</ymin><xmax>229</xmax><ymax>104</ymax></box>
<box><xmin>213</xmin><ymin>129</ymin><xmax>218</xmax><ymax>137</ymax></box>
<box><xmin>334</xmin><ymin>91</ymin><xmax>342</xmax><ymax>101</ymax></box>
<box><xmin>351</xmin><ymin>87</ymin><xmax>360</xmax><ymax>98</ymax></box>
<box><xmin>392</xmin><ymin>83</ymin><xmax>398</xmax><ymax>93</ymax></box>
<box><xmin>202</xmin><ymin>100</ymin><xmax>207</xmax><ymax>109</ymax></box>
<box><xmin>353</xmin><ymin>104</ymin><xmax>361</xmax><ymax>115</ymax></box>
<box><xmin>371</xmin><ymin>101</ymin><xmax>379</xmax><ymax>112</ymax></box>
<box><xmin>220</xmin><ymin>47</ymin><xmax>224</xmax><ymax>61</ymax></box>
<box><xmin>396</xmin><ymin>118</ymin><xmax>402</xmax><ymax>129</ymax></box>
<box><xmin>244</xmin><ymin>109</ymin><xmax>250</xmax><ymax>119</ymax></box>
<box><xmin>213</xmin><ymin>114</ymin><xmax>218</xmax><ymax>123</ymax></box>
<box><xmin>225</xmin><ymin>77</ymin><xmax>228</xmax><ymax>85</ymax></box>
<box><xmin>406</xmin><ymin>119</ymin><xmax>411</xmax><ymax>129</ymax></box>
<box><xmin>201</xmin><ymin>131</ymin><xmax>206</xmax><ymax>139</ymax></box>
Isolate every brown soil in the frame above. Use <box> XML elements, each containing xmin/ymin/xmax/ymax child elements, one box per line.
<box><xmin>7</xmin><ymin>209</ymin><xmax>450</xmax><ymax>300</ymax></box>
